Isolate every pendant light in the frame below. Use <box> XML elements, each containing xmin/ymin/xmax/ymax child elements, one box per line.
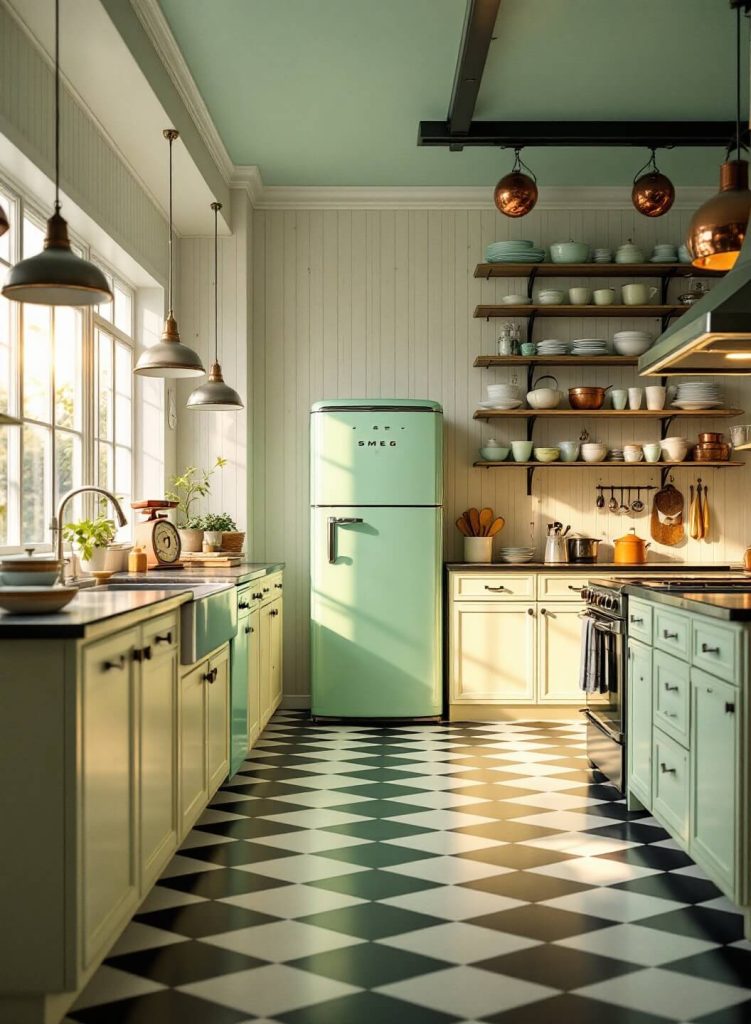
<box><xmin>0</xmin><ymin>412</ymin><xmax>21</xmax><ymax>426</ymax></box>
<box><xmin>0</xmin><ymin>205</ymin><xmax>8</xmax><ymax>237</ymax></box>
<box><xmin>134</xmin><ymin>130</ymin><xmax>204</xmax><ymax>377</ymax></box>
<box><xmin>187</xmin><ymin>203</ymin><xmax>243</xmax><ymax>411</ymax></box>
<box><xmin>687</xmin><ymin>5</ymin><xmax>751</xmax><ymax>270</ymax></box>
<box><xmin>632</xmin><ymin>148</ymin><xmax>675</xmax><ymax>217</ymax></box>
<box><xmin>1</xmin><ymin>0</ymin><xmax>111</xmax><ymax>306</ymax></box>
<box><xmin>494</xmin><ymin>147</ymin><xmax>538</xmax><ymax>218</ymax></box>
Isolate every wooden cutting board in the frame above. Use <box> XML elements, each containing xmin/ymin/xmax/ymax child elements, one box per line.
<box><xmin>651</xmin><ymin>484</ymin><xmax>685</xmax><ymax>546</ymax></box>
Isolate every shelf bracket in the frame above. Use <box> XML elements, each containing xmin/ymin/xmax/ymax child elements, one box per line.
<box><xmin>526</xmin><ymin>266</ymin><xmax>539</xmax><ymax>302</ymax></box>
<box><xmin>526</xmin><ymin>310</ymin><xmax>538</xmax><ymax>344</ymax></box>
<box><xmin>526</xmin><ymin>415</ymin><xmax>536</xmax><ymax>443</ymax></box>
<box><xmin>526</xmin><ymin>466</ymin><xmax>536</xmax><ymax>496</ymax></box>
<box><xmin>660</xmin><ymin>415</ymin><xmax>675</xmax><ymax>440</ymax></box>
<box><xmin>660</xmin><ymin>267</ymin><xmax>678</xmax><ymax>305</ymax></box>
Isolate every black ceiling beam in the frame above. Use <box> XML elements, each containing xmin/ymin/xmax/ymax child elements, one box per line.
<box><xmin>419</xmin><ymin>120</ymin><xmax>746</xmax><ymax>148</ymax></box>
<box><xmin>446</xmin><ymin>0</ymin><xmax>503</xmax><ymax>151</ymax></box>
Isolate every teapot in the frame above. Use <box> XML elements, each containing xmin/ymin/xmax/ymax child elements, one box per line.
<box><xmin>613</xmin><ymin>528</ymin><xmax>651</xmax><ymax>565</ymax></box>
<box><xmin>678</xmin><ymin>281</ymin><xmax>709</xmax><ymax>306</ymax></box>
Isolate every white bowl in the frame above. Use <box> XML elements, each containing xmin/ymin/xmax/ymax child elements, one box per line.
<box><xmin>581</xmin><ymin>448</ymin><xmax>608</xmax><ymax>463</ymax></box>
<box><xmin>501</xmin><ymin>294</ymin><xmax>527</xmax><ymax>305</ymax></box>
<box><xmin>614</xmin><ymin>337</ymin><xmax>652</xmax><ymax>356</ymax></box>
<box><xmin>537</xmin><ymin>291</ymin><xmax>565</xmax><ymax>305</ymax></box>
<box><xmin>526</xmin><ymin>389</ymin><xmax>563</xmax><ymax>409</ymax></box>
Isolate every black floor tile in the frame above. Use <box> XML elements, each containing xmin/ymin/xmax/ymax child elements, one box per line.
<box><xmin>597</xmin><ymin>844</ymin><xmax>694</xmax><ymax>871</ymax></box>
<box><xmin>290</xmin><ymin>940</ymin><xmax>450</xmax><ymax>987</ymax></box>
<box><xmin>298</xmin><ymin>902</ymin><xmax>443</xmax><ymax>939</ymax></box>
<box><xmin>106</xmin><ymin>940</ymin><xmax>265</xmax><ymax>985</ymax></box>
<box><xmin>457</xmin><ymin>844</ymin><xmax>576</xmax><ymax>869</ymax></box>
<box><xmin>610</xmin><ymin>871</ymin><xmax>722</xmax><ymax>905</ymax></box>
<box><xmin>279</xmin><ymin>990</ymin><xmax>460</xmax><ymax>1024</ymax></box>
<box><xmin>462</xmin><ymin>869</ymin><xmax>592</xmax><ymax>902</ymax></box>
<box><xmin>484</xmin><ymin>993</ymin><xmax>674</xmax><ymax>1024</ymax></box>
<box><xmin>134</xmin><ymin>901</ymin><xmax>278</xmax><ymax>938</ymax></box>
<box><xmin>468</xmin><ymin>903</ymin><xmax>613</xmax><ymax>942</ymax></box>
<box><xmin>157</xmin><ymin>867</ymin><xmax>289</xmax><ymax>899</ymax></box>
<box><xmin>193</xmin><ymin>817</ymin><xmax>304</xmax><ymax>840</ymax></box>
<box><xmin>477</xmin><ymin>942</ymin><xmax>641</xmax><ymax>990</ymax></box>
<box><xmin>641</xmin><ymin>905</ymin><xmax>746</xmax><ymax>944</ymax></box>
<box><xmin>665</xmin><ymin>944</ymin><xmax>751</xmax><ymax>988</ymax></box>
<box><xmin>68</xmin><ymin>990</ymin><xmax>250</xmax><ymax>1024</ymax></box>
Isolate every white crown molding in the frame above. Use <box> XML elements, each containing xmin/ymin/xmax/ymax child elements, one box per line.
<box><xmin>130</xmin><ymin>0</ymin><xmax>234</xmax><ymax>183</ymax></box>
<box><xmin>230</xmin><ymin>165</ymin><xmax>265</xmax><ymax>206</ymax></box>
<box><xmin>249</xmin><ymin>183</ymin><xmax>715</xmax><ymax>211</ymax></box>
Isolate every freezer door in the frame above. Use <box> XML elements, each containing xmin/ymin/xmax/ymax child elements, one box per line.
<box><xmin>311</xmin><ymin>507</ymin><xmax>442</xmax><ymax>718</ymax></box>
<box><xmin>311</xmin><ymin>407</ymin><xmax>442</xmax><ymax>506</ymax></box>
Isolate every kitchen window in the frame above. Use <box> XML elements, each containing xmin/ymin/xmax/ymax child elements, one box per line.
<box><xmin>0</xmin><ymin>177</ymin><xmax>136</xmax><ymax>552</ymax></box>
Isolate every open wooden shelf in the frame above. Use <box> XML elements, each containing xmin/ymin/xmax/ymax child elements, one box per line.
<box><xmin>474</xmin><ymin>354</ymin><xmax>639</xmax><ymax>368</ymax></box>
<box><xmin>474</xmin><ymin>262</ymin><xmax>725</xmax><ymax>280</ymax></box>
<box><xmin>473</xmin><ymin>460</ymin><xmax>744</xmax><ymax>469</ymax></box>
<box><xmin>474</xmin><ymin>303</ymin><xmax>684</xmax><ymax>319</ymax></box>
<box><xmin>473</xmin><ymin>408</ymin><xmax>744</xmax><ymax>421</ymax></box>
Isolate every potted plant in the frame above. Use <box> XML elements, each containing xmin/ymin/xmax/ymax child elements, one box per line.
<box><xmin>62</xmin><ymin>515</ymin><xmax>117</xmax><ymax>573</ymax></box>
<box><xmin>166</xmin><ymin>457</ymin><xmax>226</xmax><ymax>552</ymax></box>
<box><xmin>194</xmin><ymin>512</ymin><xmax>245</xmax><ymax>553</ymax></box>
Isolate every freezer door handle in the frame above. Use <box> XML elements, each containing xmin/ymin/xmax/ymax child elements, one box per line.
<box><xmin>327</xmin><ymin>517</ymin><xmax>364</xmax><ymax>563</ymax></box>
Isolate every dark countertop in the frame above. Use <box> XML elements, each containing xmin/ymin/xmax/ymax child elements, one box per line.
<box><xmin>111</xmin><ymin>561</ymin><xmax>285</xmax><ymax>586</ymax></box>
<box><xmin>446</xmin><ymin>562</ymin><xmax>736</xmax><ymax>573</ymax></box>
<box><xmin>625</xmin><ymin>584</ymin><xmax>751</xmax><ymax>622</ymax></box>
<box><xmin>0</xmin><ymin>589</ymin><xmax>191</xmax><ymax>638</ymax></box>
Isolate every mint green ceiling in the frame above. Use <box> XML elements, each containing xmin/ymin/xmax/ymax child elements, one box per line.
<box><xmin>158</xmin><ymin>0</ymin><xmax>748</xmax><ymax>186</ymax></box>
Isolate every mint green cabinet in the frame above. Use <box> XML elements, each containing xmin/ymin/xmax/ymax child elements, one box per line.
<box><xmin>627</xmin><ymin>639</ymin><xmax>652</xmax><ymax>809</ymax></box>
<box><xmin>690</xmin><ymin>668</ymin><xmax>738</xmax><ymax>894</ymax></box>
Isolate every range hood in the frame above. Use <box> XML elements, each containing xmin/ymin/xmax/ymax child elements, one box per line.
<box><xmin>639</xmin><ymin>228</ymin><xmax>751</xmax><ymax>376</ymax></box>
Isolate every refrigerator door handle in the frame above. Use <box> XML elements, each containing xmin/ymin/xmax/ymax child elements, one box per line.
<box><xmin>328</xmin><ymin>517</ymin><xmax>364</xmax><ymax>563</ymax></box>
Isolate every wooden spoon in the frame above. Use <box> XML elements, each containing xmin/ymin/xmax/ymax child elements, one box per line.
<box><xmin>468</xmin><ymin>507</ymin><xmax>480</xmax><ymax>537</ymax></box>
<box><xmin>487</xmin><ymin>516</ymin><xmax>505</xmax><ymax>537</ymax></box>
<box><xmin>455</xmin><ymin>516</ymin><xmax>471</xmax><ymax>537</ymax></box>
<box><xmin>703</xmin><ymin>484</ymin><xmax>710</xmax><ymax>536</ymax></box>
<box><xmin>461</xmin><ymin>510</ymin><xmax>475</xmax><ymax>536</ymax></box>
<box><xmin>479</xmin><ymin>507</ymin><xmax>494</xmax><ymax>536</ymax></box>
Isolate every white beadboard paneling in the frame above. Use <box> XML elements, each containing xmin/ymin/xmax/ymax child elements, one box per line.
<box><xmin>252</xmin><ymin>206</ymin><xmax>751</xmax><ymax>699</ymax></box>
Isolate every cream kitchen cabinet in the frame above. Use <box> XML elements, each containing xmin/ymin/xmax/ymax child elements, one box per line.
<box><xmin>450</xmin><ymin>601</ymin><xmax>536</xmax><ymax>703</ymax></box>
<box><xmin>258</xmin><ymin>590</ymin><xmax>283</xmax><ymax>729</ymax></box>
<box><xmin>247</xmin><ymin>604</ymin><xmax>261</xmax><ymax>747</ymax></box>
<box><xmin>536</xmin><ymin>602</ymin><xmax>585</xmax><ymax>704</ymax></box>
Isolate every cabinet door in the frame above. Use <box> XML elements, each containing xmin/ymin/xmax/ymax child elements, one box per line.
<box><xmin>139</xmin><ymin>640</ymin><xmax>178</xmax><ymax>892</ymax></box>
<box><xmin>247</xmin><ymin>606</ymin><xmax>261</xmax><ymax>747</ymax></box>
<box><xmin>179</xmin><ymin>661</ymin><xmax>208</xmax><ymax>838</ymax></box>
<box><xmin>537</xmin><ymin>603</ymin><xmax>585</xmax><ymax>704</ymax></box>
<box><xmin>628</xmin><ymin>639</ymin><xmax>653</xmax><ymax>809</ymax></box>
<box><xmin>259</xmin><ymin>602</ymin><xmax>273</xmax><ymax>727</ymax></box>
<box><xmin>450</xmin><ymin>602</ymin><xmax>536</xmax><ymax>703</ymax></box>
<box><xmin>230</xmin><ymin>616</ymin><xmax>250</xmax><ymax>777</ymax></box>
<box><xmin>269</xmin><ymin>597</ymin><xmax>283</xmax><ymax>711</ymax></box>
<box><xmin>207</xmin><ymin>645</ymin><xmax>230</xmax><ymax>795</ymax></box>
<box><xmin>80</xmin><ymin>628</ymin><xmax>139</xmax><ymax>967</ymax></box>
<box><xmin>690</xmin><ymin>670</ymin><xmax>738</xmax><ymax>894</ymax></box>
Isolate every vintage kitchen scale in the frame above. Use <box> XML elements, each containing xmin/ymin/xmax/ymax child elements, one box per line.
<box><xmin>131</xmin><ymin>500</ymin><xmax>184</xmax><ymax>569</ymax></box>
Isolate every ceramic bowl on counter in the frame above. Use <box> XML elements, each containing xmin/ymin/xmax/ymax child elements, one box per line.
<box><xmin>480</xmin><ymin>445</ymin><xmax>510</xmax><ymax>461</ymax></box>
<box><xmin>0</xmin><ymin>586</ymin><xmax>77</xmax><ymax>615</ymax></box>
<box><xmin>549</xmin><ymin>241</ymin><xmax>590</xmax><ymax>263</ymax></box>
<box><xmin>0</xmin><ymin>553</ymin><xmax>62</xmax><ymax>586</ymax></box>
<box><xmin>533</xmin><ymin>446</ymin><xmax>561</xmax><ymax>463</ymax></box>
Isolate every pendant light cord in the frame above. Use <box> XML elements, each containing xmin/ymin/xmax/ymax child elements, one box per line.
<box><xmin>212</xmin><ymin>201</ymin><xmax>220</xmax><ymax>364</ymax></box>
<box><xmin>54</xmin><ymin>0</ymin><xmax>60</xmax><ymax>212</ymax></box>
<box><xmin>737</xmin><ymin>4</ymin><xmax>742</xmax><ymax>161</ymax></box>
<box><xmin>168</xmin><ymin>133</ymin><xmax>174</xmax><ymax>316</ymax></box>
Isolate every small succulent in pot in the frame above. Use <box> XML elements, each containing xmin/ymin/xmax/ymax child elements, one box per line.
<box><xmin>192</xmin><ymin>512</ymin><xmax>238</xmax><ymax>552</ymax></box>
<box><xmin>62</xmin><ymin>516</ymin><xmax>117</xmax><ymax>572</ymax></box>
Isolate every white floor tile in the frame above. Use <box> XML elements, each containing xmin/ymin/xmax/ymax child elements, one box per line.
<box><xmin>135</xmin><ymin>885</ymin><xmax>207</xmax><ymax>913</ymax></box>
<box><xmin>268</xmin><ymin>789</ymin><xmax>372</xmax><ymax>808</ymax></box>
<box><xmin>390</xmin><ymin>774</ymin><xmax>477</xmax><ymax>791</ymax></box>
<box><xmin>540</xmin><ymin>886</ymin><xmax>686</xmax><ymax>922</ymax></box>
<box><xmin>260</xmin><ymin>808</ymin><xmax>369</xmax><ymax>828</ymax></box>
<box><xmin>249</xmin><ymin>830</ymin><xmax>368</xmax><ymax>854</ymax></box>
<box><xmin>178</xmin><ymin>831</ymin><xmax>237</xmax><ymax>851</ymax></box>
<box><xmin>219</xmin><ymin>883</ymin><xmax>367</xmax><ymax>918</ymax></box>
<box><xmin>529</xmin><ymin>857</ymin><xmax>661</xmax><ymax>885</ymax></box>
<box><xmin>195</xmin><ymin>807</ymin><xmax>247</xmax><ymax>825</ymax></box>
<box><xmin>521</xmin><ymin>831</ymin><xmax>640</xmax><ymax>856</ymax></box>
<box><xmin>382</xmin><ymin>832</ymin><xmax>503</xmax><ymax>855</ymax></box>
<box><xmin>202</xmin><ymin>919</ymin><xmax>364</xmax><ymax>960</ymax></box>
<box><xmin>486</xmin><ymin>751</ymin><xmax>567</xmax><ymax>764</ymax></box>
<box><xmin>504</xmin><ymin>792</ymin><xmax>605</xmax><ymax>811</ymax></box>
<box><xmin>158</xmin><ymin>855</ymin><xmax>223</xmax><ymax>879</ymax></box>
<box><xmin>378</xmin><ymin>965</ymin><xmax>556</xmax><ymax>1018</ymax></box>
<box><xmin>237</xmin><ymin>854</ymin><xmax>368</xmax><ymax>883</ymax></box>
<box><xmin>179</xmin><ymin>964</ymin><xmax>360</xmax><ymax>1017</ymax></box>
<box><xmin>384</xmin><ymin>790</ymin><xmax>487</xmax><ymax>809</ymax></box>
<box><xmin>107</xmin><ymin>922</ymin><xmax>188</xmax><ymax>956</ymax></box>
<box><xmin>502</xmin><ymin>776</ymin><xmax>584</xmax><ymax>792</ymax></box>
<box><xmin>71</xmin><ymin>966</ymin><xmax>165</xmax><ymax>1009</ymax></box>
<box><xmin>575</xmin><ymin>966</ymin><xmax>750</xmax><ymax>1019</ymax></box>
<box><xmin>383</xmin><ymin>762</ymin><xmax>471</xmax><ymax>776</ymax></box>
<box><xmin>380</xmin><ymin>885</ymin><xmax>525</xmax><ymax>921</ymax></box>
<box><xmin>557</xmin><ymin>923</ymin><xmax>720</xmax><ymax>965</ymax></box>
<box><xmin>380</xmin><ymin>922</ymin><xmax>541</xmax><ymax>963</ymax></box>
<box><xmin>210</xmin><ymin>790</ymin><xmax>256</xmax><ymax>805</ymax></box>
<box><xmin>508</xmin><ymin>810</ymin><xmax>617</xmax><ymax>832</ymax></box>
<box><xmin>383</xmin><ymin>856</ymin><xmax>511</xmax><ymax>884</ymax></box>
<box><xmin>493</xmin><ymin>763</ymin><xmax>573</xmax><ymax>777</ymax></box>
<box><xmin>388</xmin><ymin>809</ymin><xmax>497</xmax><ymax>831</ymax></box>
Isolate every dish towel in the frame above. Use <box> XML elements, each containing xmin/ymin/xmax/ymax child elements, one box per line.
<box><xmin>579</xmin><ymin>616</ymin><xmax>598</xmax><ymax>693</ymax></box>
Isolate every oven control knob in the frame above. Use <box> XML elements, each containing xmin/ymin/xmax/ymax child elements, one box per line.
<box><xmin>597</xmin><ymin>594</ymin><xmax>606</xmax><ymax>608</ymax></box>
<box><xmin>581</xmin><ymin>588</ymin><xmax>590</xmax><ymax>602</ymax></box>
<box><xmin>604</xmin><ymin>595</ymin><xmax>616</xmax><ymax>611</ymax></box>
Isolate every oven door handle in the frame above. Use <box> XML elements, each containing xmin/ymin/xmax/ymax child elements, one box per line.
<box><xmin>581</xmin><ymin>707</ymin><xmax>623</xmax><ymax>745</ymax></box>
<box><xmin>578</xmin><ymin>610</ymin><xmax>623</xmax><ymax>635</ymax></box>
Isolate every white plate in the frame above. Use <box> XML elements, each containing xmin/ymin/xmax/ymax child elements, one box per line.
<box><xmin>477</xmin><ymin>400</ymin><xmax>524</xmax><ymax>410</ymax></box>
<box><xmin>670</xmin><ymin>401</ymin><xmax>723</xmax><ymax>410</ymax></box>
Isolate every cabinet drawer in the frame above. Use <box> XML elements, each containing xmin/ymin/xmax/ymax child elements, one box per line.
<box><xmin>653</xmin><ymin>650</ymin><xmax>690</xmax><ymax>746</ymax></box>
<box><xmin>627</xmin><ymin>599</ymin><xmax>653</xmax><ymax>644</ymax></box>
<box><xmin>653</xmin><ymin>607</ymin><xmax>690</xmax><ymax>661</ymax></box>
<box><xmin>142</xmin><ymin>611</ymin><xmax>179</xmax><ymax>655</ymax></box>
<box><xmin>691</xmin><ymin>619</ymin><xmax>739</xmax><ymax>683</ymax></box>
<box><xmin>653</xmin><ymin>728</ymin><xmax>690</xmax><ymax>843</ymax></box>
<box><xmin>259</xmin><ymin>572</ymin><xmax>283</xmax><ymax>605</ymax></box>
<box><xmin>537</xmin><ymin>575</ymin><xmax>590</xmax><ymax>601</ymax></box>
<box><xmin>451</xmin><ymin>573</ymin><xmax>535</xmax><ymax>601</ymax></box>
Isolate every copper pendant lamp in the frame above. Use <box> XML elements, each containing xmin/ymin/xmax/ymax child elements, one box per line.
<box><xmin>134</xmin><ymin>130</ymin><xmax>204</xmax><ymax>378</ymax></box>
<box><xmin>187</xmin><ymin>202</ymin><xmax>243</xmax><ymax>411</ymax></box>
<box><xmin>0</xmin><ymin>204</ymin><xmax>8</xmax><ymax>238</ymax></box>
<box><xmin>687</xmin><ymin>5</ymin><xmax>751</xmax><ymax>270</ymax></box>
<box><xmin>494</xmin><ymin>147</ymin><xmax>538</xmax><ymax>218</ymax></box>
<box><xmin>632</xmin><ymin>149</ymin><xmax>675</xmax><ymax>217</ymax></box>
<box><xmin>1</xmin><ymin>0</ymin><xmax>112</xmax><ymax>306</ymax></box>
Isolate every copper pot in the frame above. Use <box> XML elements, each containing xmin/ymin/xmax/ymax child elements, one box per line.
<box><xmin>569</xmin><ymin>386</ymin><xmax>608</xmax><ymax>410</ymax></box>
<box><xmin>697</xmin><ymin>432</ymin><xmax>723</xmax><ymax>443</ymax></box>
<box><xmin>693</xmin><ymin>443</ymin><xmax>730</xmax><ymax>461</ymax></box>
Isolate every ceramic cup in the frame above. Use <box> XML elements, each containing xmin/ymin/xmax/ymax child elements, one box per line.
<box><xmin>464</xmin><ymin>536</ymin><xmax>493</xmax><ymax>563</ymax></box>
<box><xmin>643</xmin><ymin>443</ymin><xmax>662</xmax><ymax>463</ymax></box>
<box><xmin>557</xmin><ymin>441</ymin><xmax>581</xmax><ymax>462</ymax></box>
<box><xmin>511</xmin><ymin>440</ymin><xmax>534</xmax><ymax>462</ymax></box>
<box><xmin>645</xmin><ymin>385</ymin><xmax>667</xmax><ymax>410</ymax></box>
<box><xmin>520</xmin><ymin>342</ymin><xmax>537</xmax><ymax>356</ymax></box>
<box><xmin>628</xmin><ymin>387</ymin><xmax>643</xmax><ymax>410</ymax></box>
<box><xmin>610</xmin><ymin>389</ymin><xmax>628</xmax><ymax>410</ymax></box>
<box><xmin>622</xmin><ymin>283</ymin><xmax>658</xmax><ymax>306</ymax></box>
<box><xmin>568</xmin><ymin>287</ymin><xmax>591</xmax><ymax>305</ymax></box>
<box><xmin>624</xmin><ymin>446</ymin><xmax>644</xmax><ymax>462</ymax></box>
<box><xmin>593</xmin><ymin>288</ymin><xmax>615</xmax><ymax>306</ymax></box>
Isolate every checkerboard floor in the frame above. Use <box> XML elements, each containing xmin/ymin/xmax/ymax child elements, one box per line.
<box><xmin>67</xmin><ymin>712</ymin><xmax>751</xmax><ymax>1024</ymax></box>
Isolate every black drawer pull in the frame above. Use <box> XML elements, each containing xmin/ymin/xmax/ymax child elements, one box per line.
<box><xmin>239</xmin><ymin>601</ymin><xmax>250</xmax><ymax>610</ymax></box>
<box><xmin>630</xmin><ymin>616</ymin><xmax>644</xmax><ymax>624</ymax></box>
<box><xmin>274</xmin><ymin>582</ymin><xmax>283</xmax><ymax>590</ymax></box>
<box><xmin>568</xmin><ymin>585</ymin><xmax>583</xmax><ymax>593</ymax></box>
<box><xmin>103</xmin><ymin>655</ymin><xmax>126</xmax><ymax>671</ymax></box>
<box><xmin>263</xmin><ymin>586</ymin><xmax>270</xmax><ymax>593</ymax></box>
<box><xmin>155</xmin><ymin>632</ymin><xmax>173</xmax><ymax>645</ymax></box>
<box><xmin>244</xmin><ymin>625</ymin><xmax>251</xmax><ymax>634</ymax></box>
<box><xmin>660</xmin><ymin>762</ymin><xmax>676</xmax><ymax>774</ymax></box>
<box><xmin>662</xmin><ymin>629</ymin><xmax>679</xmax><ymax>639</ymax></box>
<box><xmin>664</xmin><ymin>711</ymin><xmax>677</xmax><ymax>718</ymax></box>
<box><xmin>701</xmin><ymin>643</ymin><xmax>721</xmax><ymax>655</ymax></box>
<box><xmin>664</xmin><ymin>683</ymin><xmax>679</xmax><ymax>692</ymax></box>
<box><xmin>252</xmin><ymin>592</ymin><xmax>263</xmax><ymax>600</ymax></box>
<box><xmin>270</xmin><ymin>608</ymin><xmax>279</xmax><ymax>617</ymax></box>
<box><xmin>726</xmin><ymin>701</ymin><xmax>736</xmax><ymax>714</ymax></box>
<box><xmin>485</xmin><ymin>585</ymin><xmax>509</xmax><ymax>592</ymax></box>
<box><xmin>203</xmin><ymin>667</ymin><xmax>218</xmax><ymax>684</ymax></box>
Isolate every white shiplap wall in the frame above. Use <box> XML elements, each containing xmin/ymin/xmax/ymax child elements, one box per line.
<box><xmin>175</xmin><ymin>189</ymin><xmax>251</xmax><ymax>529</ymax></box>
<box><xmin>251</xmin><ymin>203</ymin><xmax>751</xmax><ymax>701</ymax></box>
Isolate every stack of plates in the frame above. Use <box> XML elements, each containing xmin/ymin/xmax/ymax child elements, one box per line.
<box><xmin>671</xmin><ymin>382</ymin><xmax>724</xmax><ymax>410</ymax></box>
<box><xmin>480</xmin><ymin>382</ymin><xmax>523</xmax><ymax>410</ymax></box>
<box><xmin>593</xmin><ymin>248</ymin><xmax>613</xmax><ymax>263</ymax></box>
<box><xmin>650</xmin><ymin>243</ymin><xmax>678</xmax><ymax>263</ymax></box>
<box><xmin>499</xmin><ymin>547</ymin><xmax>536</xmax><ymax>564</ymax></box>
<box><xmin>537</xmin><ymin>339</ymin><xmax>569</xmax><ymax>355</ymax></box>
<box><xmin>571</xmin><ymin>338</ymin><xmax>608</xmax><ymax>356</ymax></box>
<box><xmin>607</xmin><ymin>448</ymin><xmax>625</xmax><ymax>462</ymax></box>
<box><xmin>486</xmin><ymin>240</ymin><xmax>545</xmax><ymax>264</ymax></box>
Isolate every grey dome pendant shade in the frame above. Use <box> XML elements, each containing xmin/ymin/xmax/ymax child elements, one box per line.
<box><xmin>1</xmin><ymin>0</ymin><xmax>112</xmax><ymax>307</ymax></box>
<box><xmin>187</xmin><ymin>202</ymin><xmax>243</xmax><ymax>410</ymax></box>
<box><xmin>0</xmin><ymin>204</ymin><xmax>8</xmax><ymax>237</ymax></box>
<box><xmin>134</xmin><ymin>130</ymin><xmax>204</xmax><ymax>378</ymax></box>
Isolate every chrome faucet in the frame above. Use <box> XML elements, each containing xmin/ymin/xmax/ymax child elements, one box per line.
<box><xmin>52</xmin><ymin>487</ymin><xmax>128</xmax><ymax>579</ymax></box>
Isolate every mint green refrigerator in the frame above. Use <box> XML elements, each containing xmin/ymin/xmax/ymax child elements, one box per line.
<box><xmin>310</xmin><ymin>400</ymin><xmax>443</xmax><ymax>719</ymax></box>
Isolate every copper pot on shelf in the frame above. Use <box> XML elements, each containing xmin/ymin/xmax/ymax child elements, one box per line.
<box><xmin>569</xmin><ymin>386</ymin><xmax>609</xmax><ymax>410</ymax></box>
<box><xmin>697</xmin><ymin>432</ymin><xmax>723</xmax><ymax>443</ymax></box>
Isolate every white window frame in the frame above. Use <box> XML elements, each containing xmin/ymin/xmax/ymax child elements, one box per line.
<box><xmin>0</xmin><ymin>172</ymin><xmax>138</xmax><ymax>554</ymax></box>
